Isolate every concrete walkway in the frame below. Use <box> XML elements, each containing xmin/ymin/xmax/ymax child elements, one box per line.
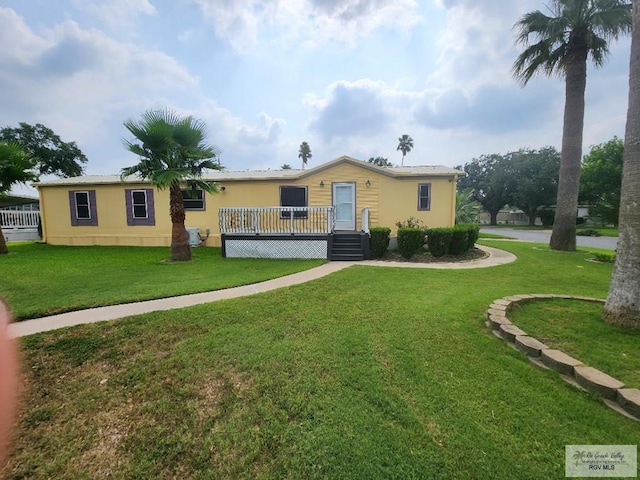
<box><xmin>8</xmin><ymin>245</ymin><xmax>515</xmax><ymax>338</ymax></box>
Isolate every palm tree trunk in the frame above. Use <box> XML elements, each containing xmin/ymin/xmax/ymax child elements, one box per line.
<box><xmin>0</xmin><ymin>215</ymin><xmax>8</xmax><ymax>255</ymax></box>
<box><xmin>550</xmin><ymin>52</ymin><xmax>587</xmax><ymax>251</ymax></box>
<box><xmin>169</xmin><ymin>183</ymin><xmax>191</xmax><ymax>261</ymax></box>
<box><xmin>604</xmin><ymin>2</ymin><xmax>640</xmax><ymax>328</ymax></box>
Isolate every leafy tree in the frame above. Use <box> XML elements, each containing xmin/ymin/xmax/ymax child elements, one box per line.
<box><xmin>298</xmin><ymin>142</ymin><xmax>312</xmax><ymax>169</ymax></box>
<box><xmin>507</xmin><ymin>147</ymin><xmax>560</xmax><ymax>226</ymax></box>
<box><xmin>367</xmin><ymin>156</ymin><xmax>393</xmax><ymax>167</ymax></box>
<box><xmin>121</xmin><ymin>108</ymin><xmax>222</xmax><ymax>262</ymax></box>
<box><xmin>397</xmin><ymin>134</ymin><xmax>413</xmax><ymax>166</ymax></box>
<box><xmin>0</xmin><ymin>123</ymin><xmax>87</xmax><ymax>178</ymax></box>
<box><xmin>457</xmin><ymin>154</ymin><xmax>514</xmax><ymax>225</ymax></box>
<box><xmin>580</xmin><ymin>137</ymin><xmax>623</xmax><ymax>226</ymax></box>
<box><xmin>455</xmin><ymin>189</ymin><xmax>481</xmax><ymax>224</ymax></box>
<box><xmin>513</xmin><ymin>0</ymin><xmax>631</xmax><ymax>251</ymax></box>
<box><xmin>281</xmin><ymin>164</ymin><xmax>292</xmax><ymax>170</ymax></box>
<box><xmin>0</xmin><ymin>142</ymin><xmax>37</xmax><ymax>254</ymax></box>
<box><xmin>604</xmin><ymin>1</ymin><xmax>640</xmax><ymax>328</ymax></box>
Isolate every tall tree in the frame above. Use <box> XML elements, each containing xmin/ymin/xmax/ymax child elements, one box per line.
<box><xmin>122</xmin><ymin>108</ymin><xmax>222</xmax><ymax>262</ymax></box>
<box><xmin>604</xmin><ymin>0</ymin><xmax>640</xmax><ymax>328</ymax></box>
<box><xmin>580</xmin><ymin>137</ymin><xmax>624</xmax><ymax>225</ymax></box>
<box><xmin>513</xmin><ymin>0</ymin><xmax>631</xmax><ymax>251</ymax></box>
<box><xmin>0</xmin><ymin>142</ymin><xmax>37</xmax><ymax>254</ymax></box>
<box><xmin>508</xmin><ymin>147</ymin><xmax>561</xmax><ymax>226</ymax></box>
<box><xmin>457</xmin><ymin>154</ymin><xmax>514</xmax><ymax>225</ymax></box>
<box><xmin>0</xmin><ymin>123</ymin><xmax>87</xmax><ymax>178</ymax></box>
<box><xmin>298</xmin><ymin>142</ymin><xmax>312</xmax><ymax>169</ymax></box>
<box><xmin>367</xmin><ymin>156</ymin><xmax>393</xmax><ymax>167</ymax></box>
<box><xmin>397</xmin><ymin>134</ymin><xmax>413</xmax><ymax>166</ymax></box>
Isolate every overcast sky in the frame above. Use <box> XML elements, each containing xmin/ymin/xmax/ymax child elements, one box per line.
<box><xmin>1</xmin><ymin>0</ymin><xmax>632</xmax><ymax>196</ymax></box>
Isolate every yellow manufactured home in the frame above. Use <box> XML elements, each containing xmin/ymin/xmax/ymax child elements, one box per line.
<box><xmin>36</xmin><ymin>156</ymin><xmax>463</xmax><ymax>259</ymax></box>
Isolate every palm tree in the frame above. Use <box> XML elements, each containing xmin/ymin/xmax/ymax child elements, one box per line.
<box><xmin>0</xmin><ymin>142</ymin><xmax>36</xmax><ymax>254</ymax></box>
<box><xmin>122</xmin><ymin>108</ymin><xmax>222</xmax><ymax>262</ymax></box>
<box><xmin>455</xmin><ymin>189</ymin><xmax>481</xmax><ymax>224</ymax></box>
<box><xmin>298</xmin><ymin>142</ymin><xmax>312</xmax><ymax>169</ymax></box>
<box><xmin>513</xmin><ymin>0</ymin><xmax>631</xmax><ymax>251</ymax></box>
<box><xmin>397</xmin><ymin>134</ymin><xmax>413</xmax><ymax>166</ymax></box>
<box><xmin>604</xmin><ymin>0</ymin><xmax>640</xmax><ymax>328</ymax></box>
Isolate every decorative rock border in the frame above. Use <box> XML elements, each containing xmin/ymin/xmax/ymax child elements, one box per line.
<box><xmin>486</xmin><ymin>294</ymin><xmax>640</xmax><ymax>421</ymax></box>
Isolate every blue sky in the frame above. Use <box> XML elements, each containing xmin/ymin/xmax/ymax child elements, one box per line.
<box><xmin>1</xmin><ymin>0</ymin><xmax>631</xmax><ymax>196</ymax></box>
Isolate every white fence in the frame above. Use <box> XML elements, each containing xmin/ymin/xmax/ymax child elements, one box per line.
<box><xmin>219</xmin><ymin>207</ymin><xmax>334</xmax><ymax>235</ymax></box>
<box><xmin>1</xmin><ymin>210</ymin><xmax>40</xmax><ymax>228</ymax></box>
<box><xmin>1</xmin><ymin>210</ymin><xmax>40</xmax><ymax>241</ymax></box>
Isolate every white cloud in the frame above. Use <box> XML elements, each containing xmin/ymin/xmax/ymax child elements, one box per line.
<box><xmin>72</xmin><ymin>0</ymin><xmax>157</xmax><ymax>28</ymax></box>
<box><xmin>190</xmin><ymin>0</ymin><xmax>421</xmax><ymax>52</ymax></box>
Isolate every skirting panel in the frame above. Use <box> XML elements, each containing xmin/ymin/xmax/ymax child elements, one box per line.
<box><xmin>225</xmin><ymin>238</ymin><xmax>328</xmax><ymax>259</ymax></box>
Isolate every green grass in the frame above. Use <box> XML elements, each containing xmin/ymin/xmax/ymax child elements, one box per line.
<box><xmin>5</xmin><ymin>240</ymin><xmax>639</xmax><ymax>479</ymax></box>
<box><xmin>509</xmin><ymin>299</ymin><xmax>640</xmax><ymax>386</ymax></box>
<box><xmin>478</xmin><ymin>232</ymin><xmax>515</xmax><ymax>239</ymax></box>
<box><xmin>0</xmin><ymin>243</ymin><xmax>324</xmax><ymax>320</ymax></box>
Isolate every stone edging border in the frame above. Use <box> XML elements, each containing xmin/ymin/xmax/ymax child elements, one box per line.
<box><xmin>486</xmin><ymin>294</ymin><xmax>640</xmax><ymax>421</ymax></box>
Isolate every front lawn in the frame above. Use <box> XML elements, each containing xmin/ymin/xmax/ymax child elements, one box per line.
<box><xmin>509</xmin><ymin>298</ymin><xmax>640</xmax><ymax>386</ymax></box>
<box><xmin>0</xmin><ymin>243</ymin><xmax>324</xmax><ymax>320</ymax></box>
<box><xmin>5</xmin><ymin>241</ymin><xmax>639</xmax><ymax>479</ymax></box>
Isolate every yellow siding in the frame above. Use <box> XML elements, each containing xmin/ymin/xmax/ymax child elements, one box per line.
<box><xmin>38</xmin><ymin>161</ymin><xmax>457</xmax><ymax>247</ymax></box>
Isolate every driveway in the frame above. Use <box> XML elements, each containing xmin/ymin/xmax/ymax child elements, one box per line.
<box><xmin>481</xmin><ymin>227</ymin><xmax>618</xmax><ymax>250</ymax></box>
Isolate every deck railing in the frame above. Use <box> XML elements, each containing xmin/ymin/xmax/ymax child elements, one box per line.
<box><xmin>0</xmin><ymin>210</ymin><xmax>40</xmax><ymax>229</ymax></box>
<box><xmin>361</xmin><ymin>207</ymin><xmax>370</xmax><ymax>234</ymax></box>
<box><xmin>220</xmin><ymin>207</ymin><xmax>334</xmax><ymax>235</ymax></box>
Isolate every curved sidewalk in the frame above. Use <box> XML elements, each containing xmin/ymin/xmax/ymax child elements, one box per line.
<box><xmin>8</xmin><ymin>245</ymin><xmax>515</xmax><ymax>338</ymax></box>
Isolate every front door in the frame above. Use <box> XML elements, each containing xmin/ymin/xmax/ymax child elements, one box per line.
<box><xmin>333</xmin><ymin>182</ymin><xmax>356</xmax><ymax>230</ymax></box>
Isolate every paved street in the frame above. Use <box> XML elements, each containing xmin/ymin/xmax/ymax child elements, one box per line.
<box><xmin>480</xmin><ymin>227</ymin><xmax>618</xmax><ymax>250</ymax></box>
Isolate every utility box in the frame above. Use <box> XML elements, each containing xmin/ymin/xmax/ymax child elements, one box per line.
<box><xmin>186</xmin><ymin>227</ymin><xmax>200</xmax><ymax>246</ymax></box>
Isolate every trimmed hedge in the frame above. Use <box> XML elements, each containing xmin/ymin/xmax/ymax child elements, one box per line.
<box><xmin>426</xmin><ymin>224</ymin><xmax>480</xmax><ymax>257</ymax></box>
<box><xmin>397</xmin><ymin>227</ymin><xmax>424</xmax><ymax>260</ymax></box>
<box><xmin>459</xmin><ymin>223</ymin><xmax>480</xmax><ymax>250</ymax></box>
<box><xmin>370</xmin><ymin>227</ymin><xmax>391</xmax><ymax>258</ymax></box>
<box><xmin>425</xmin><ymin>228</ymin><xmax>453</xmax><ymax>257</ymax></box>
<box><xmin>449</xmin><ymin>227</ymin><xmax>469</xmax><ymax>255</ymax></box>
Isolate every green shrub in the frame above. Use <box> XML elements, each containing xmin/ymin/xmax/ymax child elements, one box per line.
<box><xmin>395</xmin><ymin>217</ymin><xmax>426</xmax><ymax>229</ymax></box>
<box><xmin>397</xmin><ymin>227</ymin><xmax>424</xmax><ymax>260</ymax></box>
<box><xmin>577</xmin><ymin>229</ymin><xmax>600</xmax><ymax>237</ymax></box>
<box><xmin>369</xmin><ymin>227</ymin><xmax>391</xmax><ymax>258</ymax></box>
<box><xmin>449</xmin><ymin>227</ymin><xmax>469</xmax><ymax>255</ymax></box>
<box><xmin>539</xmin><ymin>209</ymin><xmax>554</xmax><ymax>227</ymax></box>
<box><xmin>458</xmin><ymin>223</ymin><xmax>480</xmax><ymax>251</ymax></box>
<box><xmin>591</xmin><ymin>252</ymin><xmax>616</xmax><ymax>263</ymax></box>
<box><xmin>425</xmin><ymin>228</ymin><xmax>453</xmax><ymax>258</ymax></box>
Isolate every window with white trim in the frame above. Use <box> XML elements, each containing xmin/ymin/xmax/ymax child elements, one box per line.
<box><xmin>75</xmin><ymin>191</ymin><xmax>91</xmax><ymax>219</ymax></box>
<box><xmin>418</xmin><ymin>183</ymin><xmax>431</xmax><ymax>211</ymax></box>
<box><xmin>132</xmin><ymin>190</ymin><xmax>148</xmax><ymax>218</ymax></box>
<box><xmin>69</xmin><ymin>190</ymin><xmax>98</xmax><ymax>226</ymax></box>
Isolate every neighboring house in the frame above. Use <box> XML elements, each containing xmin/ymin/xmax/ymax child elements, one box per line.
<box><xmin>479</xmin><ymin>206</ymin><xmax>591</xmax><ymax>226</ymax></box>
<box><xmin>35</xmin><ymin>156</ymin><xmax>463</xmax><ymax>259</ymax></box>
<box><xmin>0</xmin><ymin>195</ymin><xmax>40</xmax><ymax>242</ymax></box>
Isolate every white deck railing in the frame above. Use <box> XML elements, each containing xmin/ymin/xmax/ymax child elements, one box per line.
<box><xmin>0</xmin><ymin>210</ymin><xmax>40</xmax><ymax>229</ymax></box>
<box><xmin>361</xmin><ymin>207</ymin><xmax>370</xmax><ymax>234</ymax></box>
<box><xmin>220</xmin><ymin>207</ymin><xmax>334</xmax><ymax>235</ymax></box>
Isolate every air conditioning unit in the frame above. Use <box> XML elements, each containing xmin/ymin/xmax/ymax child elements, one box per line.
<box><xmin>186</xmin><ymin>227</ymin><xmax>201</xmax><ymax>246</ymax></box>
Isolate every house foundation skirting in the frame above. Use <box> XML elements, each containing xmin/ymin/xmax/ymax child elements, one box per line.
<box><xmin>222</xmin><ymin>234</ymin><xmax>332</xmax><ymax>259</ymax></box>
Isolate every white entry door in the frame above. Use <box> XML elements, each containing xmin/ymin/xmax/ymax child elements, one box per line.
<box><xmin>333</xmin><ymin>182</ymin><xmax>356</xmax><ymax>230</ymax></box>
